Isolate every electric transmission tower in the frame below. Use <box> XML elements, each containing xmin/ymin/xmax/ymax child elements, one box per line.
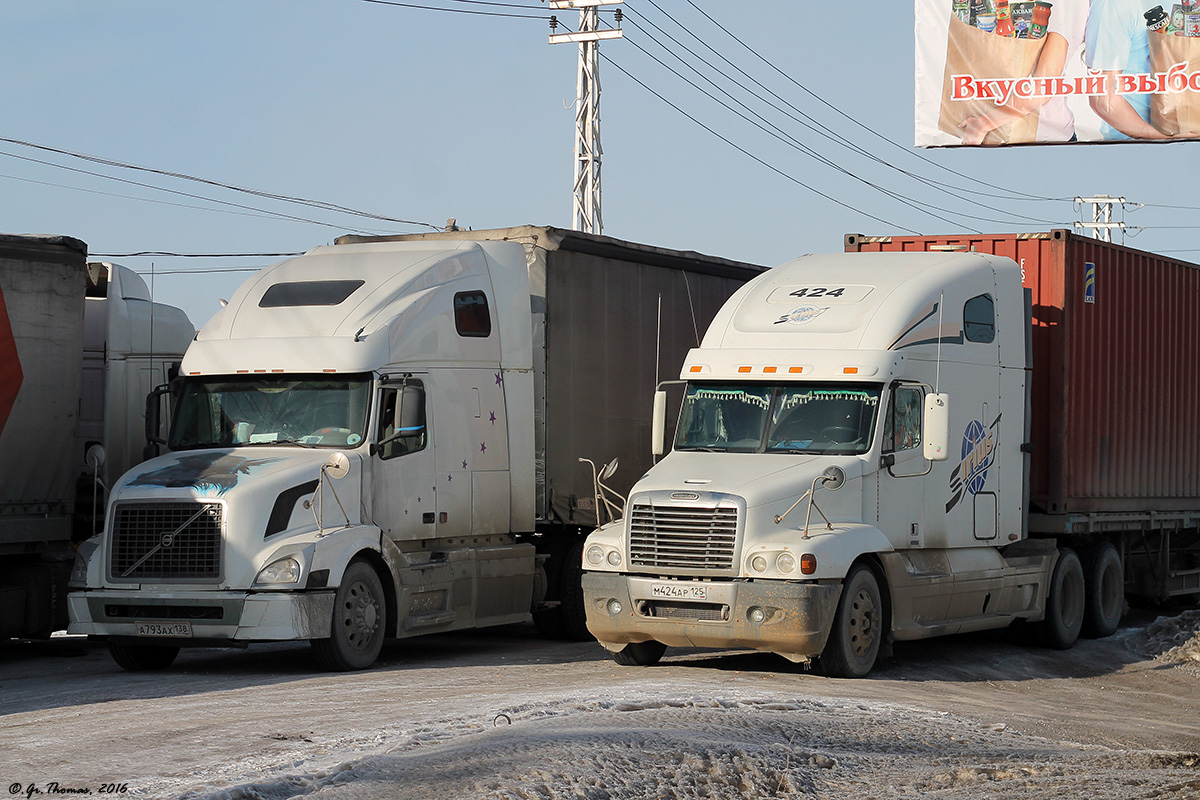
<box><xmin>1074</xmin><ymin>195</ymin><xmax>1139</xmax><ymax>243</ymax></box>
<box><xmin>549</xmin><ymin>0</ymin><xmax>623</xmax><ymax>235</ymax></box>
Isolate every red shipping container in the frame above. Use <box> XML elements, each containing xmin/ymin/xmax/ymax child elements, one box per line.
<box><xmin>845</xmin><ymin>229</ymin><xmax>1200</xmax><ymax>515</ymax></box>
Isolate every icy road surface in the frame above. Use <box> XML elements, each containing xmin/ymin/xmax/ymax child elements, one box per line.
<box><xmin>3</xmin><ymin>612</ymin><xmax>1200</xmax><ymax>799</ymax></box>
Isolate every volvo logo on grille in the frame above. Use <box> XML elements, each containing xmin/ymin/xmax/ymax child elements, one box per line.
<box><xmin>160</xmin><ymin>532</ymin><xmax>176</xmax><ymax>548</ymax></box>
<box><xmin>670</xmin><ymin>492</ymin><xmax>701</xmax><ymax>501</ymax></box>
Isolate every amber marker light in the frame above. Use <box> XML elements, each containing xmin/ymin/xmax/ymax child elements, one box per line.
<box><xmin>763</xmin><ymin>366</ymin><xmax>777</xmax><ymax>374</ymax></box>
<box><xmin>789</xmin><ymin>367</ymin><xmax>804</xmax><ymax>374</ymax></box>
<box><xmin>800</xmin><ymin>554</ymin><xmax>817</xmax><ymax>575</ymax></box>
<box><xmin>843</xmin><ymin>367</ymin><xmax>859</xmax><ymax>375</ymax></box>
<box><xmin>689</xmin><ymin>365</ymin><xmax>703</xmax><ymax>373</ymax></box>
<box><xmin>738</xmin><ymin>366</ymin><xmax>752</xmax><ymax>373</ymax></box>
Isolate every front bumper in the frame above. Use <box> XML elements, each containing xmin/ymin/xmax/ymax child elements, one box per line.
<box><xmin>582</xmin><ymin>572</ymin><xmax>842</xmax><ymax>661</ymax></box>
<box><xmin>66</xmin><ymin>588</ymin><xmax>335</xmax><ymax>642</ymax></box>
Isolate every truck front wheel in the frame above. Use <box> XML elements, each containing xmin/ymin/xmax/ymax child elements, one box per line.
<box><xmin>311</xmin><ymin>560</ymin><xmax>387</xmax><ymax>671</ymax></box>
<box><xmin>611</xmin><ymin>640</ymin><xmax>666</xmax><ymax>666</ymax></box>
<box><xmin>820</xmin><ymin>564</ymin><xmax>883</xmax><ymax>679</ymax></box>
<box><xmin>109</xmin><ymin>642</ymin><xmax>179</xmax><ymax>671</ymax></box>
<box><xmin>1036</xmin><ymin>548</ymin><xmax>1085</xmax><ymax>650</ymax></box>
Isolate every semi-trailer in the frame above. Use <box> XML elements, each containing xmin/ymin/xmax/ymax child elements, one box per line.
<box><xmin>582</xmin><ymin>229</ymin><xmax>1200</xmax><ymax>676</ymax></box>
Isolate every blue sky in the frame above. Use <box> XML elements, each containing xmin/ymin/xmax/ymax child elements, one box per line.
<box><xmin>1</xmin><ymin>1</ymin><xmax>1190</xmax><ymax>328</ymax></box>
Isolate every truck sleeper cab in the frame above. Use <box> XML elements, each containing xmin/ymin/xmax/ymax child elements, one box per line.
<box><xmin>69</xmin><ymin>239</ymin><xmax>540</xmax><ymax>670</ymax></box>
<box><xmin>582</xmin><ymin>251</ymin><xmax>1097</xmax><ymax>677</ymax></box>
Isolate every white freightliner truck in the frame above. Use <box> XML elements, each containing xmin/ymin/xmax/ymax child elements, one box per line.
<box><xmin>0</xmin><ymin>235</ymin><xmax>193</xmax><ymax>639</ymax></box>
<box><xmin>583</xmin><ymin>237</ymin><xmax>1197</xmax><ymax>677</ymax></box>
<box><xmin>67</xmin><ymin>226</ymin><xmax>764</xmax><ymax>670</ymax></box>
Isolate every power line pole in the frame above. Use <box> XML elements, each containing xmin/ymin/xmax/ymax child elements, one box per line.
<box><xmin>549</xmin><ymin>0</ymin><xmax>623</xmax><ymax>235</ymax></box>
<box><xmin>1074</xmin><ymin>195</ymin><xmax>1130</xmax><ymax>243</ymax></box>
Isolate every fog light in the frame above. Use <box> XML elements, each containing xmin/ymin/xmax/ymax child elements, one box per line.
<box><xmin>777</xmin><ymin>552</ymin><xmax>797</xmax><ymax>573</ymax></box>
<box><xmin>607</xmin><ymin>599</ymin><xmax>623</xmax><ymax>616</ymax></box>
<box><xmin>586</xmin><ymin>545</ymin><xmax>605</xmax><ymax>566</ymax></box>
<box><xmin>748</xmin><ymin>606</ymin><xmax>766</xmax><ymax>623</ymax></box>
<box><xmin>751</xmin><ymin>555</ymin><xmax>768</xmax><ymax>572</ymax></box>
<box><xmin>607</xmin><ymin>550</ymin><xmax>622</xmax><ymax>567</ymax></box>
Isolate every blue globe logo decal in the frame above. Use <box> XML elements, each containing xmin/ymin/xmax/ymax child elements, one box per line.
<box><xmin>960</xmin><ymin>419</ymin><xmax>992</xmax><ymax>495</ymax></box>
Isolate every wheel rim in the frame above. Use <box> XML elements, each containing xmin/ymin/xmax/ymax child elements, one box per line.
<box><xmin>340</xmin><ymin>578</ymin><xmax>381</xmax><ymax>651</ymax></box>
<box><xmin>847</xmin><ymin>584</ymin><xmax>878</xmax><ymax>658</ymax></box>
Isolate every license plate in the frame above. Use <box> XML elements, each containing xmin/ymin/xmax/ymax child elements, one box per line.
<box><xmin>136</xmin><ymin>621</ymin><xmax>192</xmax><ymax>638</ymax></box>
<box><xmin>651</xmin><ymin>583</ymin><xmax>708</xmax><ymax>601</ymax></box>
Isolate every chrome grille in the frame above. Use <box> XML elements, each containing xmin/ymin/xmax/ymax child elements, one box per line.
<box><xmin>640</xmin><ymin>600</ymin><xmax>729</xmax><ymax>621</ymax></box>
<box><xmin>109</xmin><ymin>502</ymin><xmax>223</xmax><ymax>582</ymax></box>
<box><xmin>629</xmin><ymin>503</ymin><xmax>739</xmax><ymax>571</ymax></box>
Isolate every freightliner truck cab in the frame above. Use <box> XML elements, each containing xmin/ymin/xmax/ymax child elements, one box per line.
<box><xmin>582</xmin><ymin>251</ymin><xmax>1075</xmax><ymax>677</ymax></box>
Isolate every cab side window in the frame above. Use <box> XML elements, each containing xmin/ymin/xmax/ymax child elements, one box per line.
<box><xmin>964</xmin><ymin>294</ymin><xmax>995</xmax><ymax>343</ymax></box>
<box><xmin>376</xmin><ymin>383</ymin><xmax>427</xmax><ymax>460</ymax></box>
<box><xmin>883</xmin><ymin>385</ymin><xmax>923</xmax><ymax>453</ymax></box>
<box><xmin>454</xmin><ymin>291</ymin><xmax>491</xmax><ymax>337</ymax></box>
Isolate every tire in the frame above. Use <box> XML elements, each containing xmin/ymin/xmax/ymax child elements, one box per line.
<box><xmin>532</xmin><ymin>543</ymin><xmax>568</xmax><ymax>640</ymax></box>
<box><xmin>532</xmin><ymin>539</ymin><xmax>591</xmax><ymax>642</ymax></box>
<box><xmin>311</xmin><ymin>560</ymin><xmax>387</xmax><ymax>671</ymax></box>
<box><xmin>558</xmin><ymin>539</ymin><xmax>591</xmax><ymax>641</ymax></box>
<box><xmin>1036</xmin><ymin>548</ymin><xmax>1086</xmax><ymax>650</ymax></box>
<box><xmin>109</xmin><ymin>642</ymin><xmax>179</xmax><ymax>671</ymax></box>
<box><xmin>820</xmin><ymin>564</ymin><xmax>883</xmax><ymax>679</ymax></box>
<box><xmin>612</xmin><ymin>640</ymin><xmax>666</xmax><ymax>667</ymax></box>
<box><xmin>1081</xmin><ymin>542</ymin><xmax>1124</xmax><ymax>639</ymax></box>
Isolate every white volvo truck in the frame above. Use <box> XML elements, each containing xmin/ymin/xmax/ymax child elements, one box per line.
<box><xmin>583</xmin><ymin>248</ymin><xmax>1139</xmax><ymax>677</ymax></box>
<box><xmin>68</xmin><ymin>226</ymin><xmax>763</xmax><ymax>670</ymax></box>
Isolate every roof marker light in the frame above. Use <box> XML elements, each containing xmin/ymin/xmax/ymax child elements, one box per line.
<box><xmin>738</xmin><ymin>366</ymin><xmax>752</xmax><ymax>374</ymax></box>
<box><xmin>763</xmin><ymin>366</ymin><xmax>777</xmax><ymax>374</ymax></box>
<box><xmin>843</xmin><ymin>367</ymin><xmax>859</xmax><ymax>375</ymax></box>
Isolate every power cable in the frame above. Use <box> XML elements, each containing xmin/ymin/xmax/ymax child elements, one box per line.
<box><xmin>95</xmin><ymin>251</ymin><xmax>304</xmax><ymax>258</ymax></box>
<box><xmin>0</xmin><ymin>136</ymin><xmax>440</xmax><ymax>230</ymax></box>
<box><xmin>600</xmin><ymin>52</ymin><xmax>920</xmax><ymax>234</ymax></box>
<box><xmin>621</xmin><ymin>18</ymin><xmax>1057</xmax><ymax>231</ymax></box>
<box><xmin>673</xmin><ymin>0</ymin><xmax>1068</xmax><ymax>204</ymax></box>
<box><xmin>625</xmin><ymin>6</ymin><xmax>1061</xmax><ymax>226</ymax></box>
<box><xmin>358</xmin><ymin>0</ymin><xmax>550</xmax><ymax>18</ymax></box>
<box><xmin>0</xmin><ymin>148</ymin><xmax>397</xmax><ymax>236</ymax></box>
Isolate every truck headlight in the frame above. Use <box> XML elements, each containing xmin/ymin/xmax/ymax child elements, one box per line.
<box><xmin>586</xmin><ymin>545</ymin><xmax>605</xmax><ymax>566</ymax></box>
<box><xmin>68</xmin><ymin>552</ymin><xmax>89</xmax><ymax>589</ymax></box>
<box><xmin>606</xmin><ymin>550</ymin><xmax>622</xmax><ymax>567</ymax></box>
<box><xmin>776</xmin><ymin>553</ymin><xmax>796</xmax><ymax>573</ymax></box>
<box><xmin>256</xmin><ymin>556</ymin><xmax>302</xmax><ymax>585</ymax></box>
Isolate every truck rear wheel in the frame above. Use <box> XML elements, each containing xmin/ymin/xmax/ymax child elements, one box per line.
<box><xmin>1036</xmin><ymin>548</ymin><xmax>1085</xmax><ymax>650</ymax></box>
<box><xmin>1081</xmin><ymin>542</ymin><xmax>1124</xmax><ymax>638</ymax></box>
<box><xmin>612</xmin><ymin>640</ymin><xmax>666</xmax><ymax>666</ymax></box>
<box><xmin>820</xmin><ymin>564</ymin><xmax>882</xmax><ymax>679</ymax></box>
<box><xmin>311</xmin><ymin>560</ymin><xmax>386</xmax><ymax>671</ymax></box>
<box><xmin>109</xmin><ymin>642</ymin><xmax>179</xmax><ymax>671</ymax></box>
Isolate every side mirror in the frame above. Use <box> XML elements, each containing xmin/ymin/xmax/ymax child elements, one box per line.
<box><xmin>651</xmin><ymin>390</ymin><xmax>668</xmax><ymax>456</ymax></box>
<box><xmin>398</xmin><ymin>384</ymin><xmax>426</xmax><ymax>433</ymax></box>
<box><xmin>923</xmin><ymin>393</ymin><xmax>951</xmax><ymax>461</ymax></box>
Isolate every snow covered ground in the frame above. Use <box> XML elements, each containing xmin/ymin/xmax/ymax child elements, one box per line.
<box><xmin>3</xmin><ymin>611</ymin><xmax>1199</xmax><ymax>799</ymax></box>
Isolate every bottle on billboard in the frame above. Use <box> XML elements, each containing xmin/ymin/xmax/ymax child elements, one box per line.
<box><xmin>1030</xmin><ymin>0</ymin><xmax>1052</xmax><ymax>38</ymax></box>
<box><xmin>994</xmin><ymin>0</ymin><xmax>1016</xmax><ymax>35</ymax></box>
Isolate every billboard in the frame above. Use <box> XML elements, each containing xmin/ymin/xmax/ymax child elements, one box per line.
<box><xmin>915</xmin><ymin>0</ymin><xmax>1200</xmax><ymax>146</ymax></box>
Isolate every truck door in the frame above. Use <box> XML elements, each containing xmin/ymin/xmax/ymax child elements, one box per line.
<box><xmin>876</xmin><ymin>382</ymin><xmax>929</xmax><ymax>548</ymax></box>
<box><xmin>370</xmin><ymin>378</ymin><xmax>437</xmax><ymax>541</ymax></box>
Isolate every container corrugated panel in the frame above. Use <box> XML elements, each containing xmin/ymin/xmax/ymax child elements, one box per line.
<box><xmin>845</xmin><ymin>229</ymin><xmax>1200</xmax><ymax>514</ymax></box>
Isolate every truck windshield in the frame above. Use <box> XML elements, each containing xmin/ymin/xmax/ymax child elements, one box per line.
<box><xmin>169</xmin><ymin>373</ymin><xmax>371</xmax><ymax>449</ymax></box>
<box><xmin>674</xmin><ymin>382</ymin><xmax>882</xmax><ymax>455</ymax></box>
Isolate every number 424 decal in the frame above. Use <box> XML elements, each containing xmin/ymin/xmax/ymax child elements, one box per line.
<box><xmin>790</xmin><ymin>287</ymin><xmax>846</xmax><ymax>298</ymax></box>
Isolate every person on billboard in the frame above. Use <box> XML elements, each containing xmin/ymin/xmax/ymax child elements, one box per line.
<box><xmin>1084</xmin><ymin>0</ymin><xmax>1171</xmax><ymax>139</ymax></box>
<box><xmin>958</xmin><ymin>0</ymin><xmax>1088</xmax><ymax>143</ymax></box>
